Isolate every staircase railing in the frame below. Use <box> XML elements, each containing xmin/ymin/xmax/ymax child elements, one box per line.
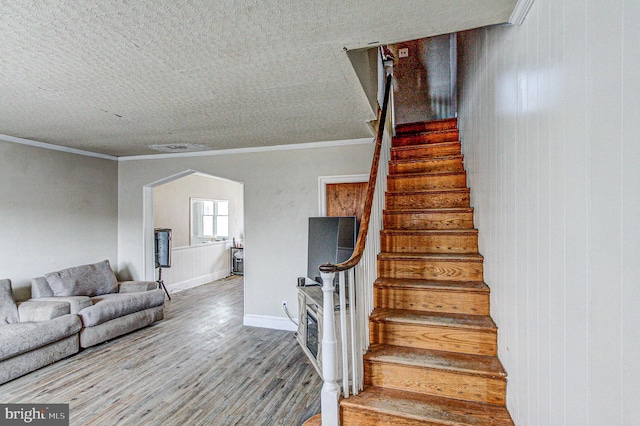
<box><xmin>316</xmin><ymin>53</ymin><xmax>394</xmax><ymax>426</ymax></box>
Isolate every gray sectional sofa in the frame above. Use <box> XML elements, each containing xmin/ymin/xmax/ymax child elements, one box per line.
<box><xmin>0</xmin><ymin>260</ymin><xmax>166</xmax><ymax>385</ymax></box>
<box><xmin>31</xmin><ymin>260</ymin><xmax>165</xmax><ymax>348</ymax></box>
<box><xmin>0</xmin><ymin>278</ymin><xmax>82</xmax><ymax>385</ymax></box>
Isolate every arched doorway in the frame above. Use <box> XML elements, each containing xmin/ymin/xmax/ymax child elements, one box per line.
<box><xmin>142</xmin><ymin>169</ymin><xmax>244</xmax><ymax>293</ymax></box>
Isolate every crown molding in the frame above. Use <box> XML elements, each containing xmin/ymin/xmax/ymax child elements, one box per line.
<box><xmin>0</xmin><ymin>133</ymin><xmax>118</xmax><ymax>161</ymax></box>
<box><xmin>118</xmin><ymin>137</ymin><xmax>373</xmax><ymax>162</ymax></box>
<box><xmin>0</xmin><ymin>132</ymin><xmax>372</xmax><ymax>162</ymax></box>
<box><xmin>509</xmin><ymin>0</ymin><xmax>535</xmax><ymax>25</ymax></box>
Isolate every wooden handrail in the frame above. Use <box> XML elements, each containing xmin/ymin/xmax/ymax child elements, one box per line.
<box><xmin>319</xmin><ymin>73</ymin><xmax>393</xmax><ymax>274</ymax></box>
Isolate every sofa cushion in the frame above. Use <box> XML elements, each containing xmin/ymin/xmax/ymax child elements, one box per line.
<box><xmin>78</xmin><ymin>289</ymin><xmax>165</xmax><ymax>327</ymax></box>
<box><xmin>0</xmin><ymin>279</ymin><xmax>19</xmax><ymax>325</ymax></box>
<box><xmin>31</xmin><ymin>276</ymin><xmax>54</xmax><ymax>298</ymax></box>
<box><xmin>45</xmin><ymin>260</ymin><xmax>118</xmax><ymax>297</ymax></box>
<box><xmin>33</xmin><ymin>296</ymin><xmax>93</xmax><ymax>315</ymax></box>
<box><xmin>0</xmin><ymin>314</ymin><xmax>82</xmax><ymax>361</ymax></box>
<box><xmin>118</xmin><ymin>281</ymin><xmax>158</xmax><ymax>293</ymax></box>
<box><xmin>17</xmin><ymin>300</ymin><xmax>70</xmax><ymax>322</ymax></box>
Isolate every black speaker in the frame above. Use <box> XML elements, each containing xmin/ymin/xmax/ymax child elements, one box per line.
<box><xmin>154</xmin><ymin>228</ymin><xmax>172</xmax><ymax>268</ymax></box>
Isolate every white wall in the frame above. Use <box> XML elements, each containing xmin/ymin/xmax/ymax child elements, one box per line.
<box><xmin>117</xmin><ymin>142</ymin><xmax>373</xmax><ymax>328</ymax></box>
<box><xmin>457</xmin><ymin>0</ymin><xmax>640</xmax><ymax>423</ymax></box>
<box><xmin>0</xmin><ymin>142</ymin><xmax>118</xmax><ymax>301</ymax></box>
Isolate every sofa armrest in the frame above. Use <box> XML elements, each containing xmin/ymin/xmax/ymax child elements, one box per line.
<box><xmin>118</xmin><ymin>281</ymin><xmax>158</xmax><ymax>293</ymax></box>
<box><xmin>17</xmin><ymin>300</ymin><xmax>70</xmax><ymax>322</ymax></box>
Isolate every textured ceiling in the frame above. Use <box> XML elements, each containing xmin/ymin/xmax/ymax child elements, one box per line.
<box><xmin>0</xmin><ymin>1</ymin><xmax>515</xmax><ymax>157</ymax></box>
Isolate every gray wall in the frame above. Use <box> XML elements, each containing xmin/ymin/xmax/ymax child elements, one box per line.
<box><xmin>0</xmin><ymin>142</ymin><xmax>118</xmax><ymax>301</ymax></box>
<box><xmin>457</xmin><ymin>0</ymin><xmax>640</xmax><ymax>423</ymax></box>
<box><xmin>118</xmin><ymin>143</ymin><xmax>373</xmax><ymax>321</ymax></box>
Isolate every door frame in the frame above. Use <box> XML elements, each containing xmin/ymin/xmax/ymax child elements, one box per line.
<box><xmin>318</xmin><ymin>174</ymin><xmax>368</xmax><ymax>216</ymax></box>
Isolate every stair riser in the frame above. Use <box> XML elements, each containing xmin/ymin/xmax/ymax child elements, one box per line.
<box><xmin>393</xmin><ymin>130</ymin><xmax>459</xmax><ymax>148</ymax></box>
<box><xmin>374</xmin><ymin>287</ymin><xmax>489</xmax><ymax>315</ymax></box>
<box><xmin>370</xmin><ymin>322</ymin><xmax>497</xmax><ymax>356</ymax></box>
<box><xmin>387</xmin><ymin>173</ymin><xmax>466</xmax><ymax>192</ymax></box>
<box><xmin>341</xmin><ymin>408</ymin><xmax>438</xmax><ymax>426</ymax></box>
<box><xmin>383</xmin><ymin>211</ymin><xmax>475</xmax><ymax>230</ymax></box>
<box><xmin>391</xmin><ymin>142</ymin><xmax>461</xmax><ymax>160</ymax></box>
<box><xmin>386</xmin><ymin>191</ymin><xmax>470</xmax><ymax>210</ymax></box>
<box><xmin>377</xmin><ymin>259</ymin><xmax>483</xmax><ymax>282</ymax></box>
<box><xmin>390</xmin><ymin>158</ymin><xmax>463</xmax><ymax>175</ymax></box>
<box><xmin>380</xmin><ymin>233</ymin><xmax>478</xmax><ymax>254</ymax></box>
<box><xmin>396</xmin><ymin>119</ymin><xmax>458</xmax><ymax>135</ymax></box>
<box><xmin>364</xmin><ymin>362</ymin><xmax>506</xmax><ymax>405</ymax></box>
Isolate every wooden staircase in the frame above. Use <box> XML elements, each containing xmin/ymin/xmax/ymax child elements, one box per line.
<box><xmin>339</xmin><ymin>118</ymin><xmax>514</xmax><ymax>425</ymax></box>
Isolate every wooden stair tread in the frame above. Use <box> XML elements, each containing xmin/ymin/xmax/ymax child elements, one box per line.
<box><xmin>375</xmin><ymin>278</ymin><xmax>489</xmax><ymax>293</ymax></box>
<box><xmin>385</xmin><ymin>207</ymin><xmax>474</xmax><ymax>214</ymax></box>
<box><xmin>370</xmin><ymin>308</ymin><xmax>497</xmax><ymax>330</ymax></box>
<box><xmin>390</xmin><ymin>154</ymin><xmax>463</xmax><ymax>165</ymax></box>
<box><xmin>393</xmin><ymin>130</ymin><xmax>460</xmax><ymax>147</ymax></box>
<box><xmin>378</xmin><ymin>252</ymin><xmax>483</xmax><ymax>262</ymax></box>
<box><xmin>396</xmin><ymin>127</ymin><xmax>459</xmax><ymax>137</ymax></box>
<box><xmin>386</xmin><ymin>188</ymin><xmax>470</xmax><ymax>196</ymax></box>
<box><xmin>396</xmin><ymin>119</ymin><xmax>458</xmax><ymax>134</ymax></box>
<box><xmin>393</xmin><ymin>129</ymin><xmax>459</xmax><ymax>140</ymax></box>
<box><xmin>391</xmin><ymin>142</ymin><xmax>462</xmax><ymax>161</ymax></box>
<box><xmin>366</xmin><ymin>344</ymin><xmax>506</xmax><ymax>379</ymax></box>
<box><xmin>387</xmin><ymin>170</ymin><xmax>467</xmax><ymax>179</ymax></box>
<box><xmin>340</xmin><ymin>386</ymin><xmax>513</xmax><ymax>425</ymax></box>
<box><xmin>391</xmin><ymin>141</ymin><xmax>460</xmax><ymax>152</ymax></box>
<box><xmin>381</xmin><ymin>229</ymin><xmax>478</xmax><ymax>236</ymax></box>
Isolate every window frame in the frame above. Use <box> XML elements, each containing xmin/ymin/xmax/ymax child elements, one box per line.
<box><xmin>190</xmin><ymin>198</ymin><xmax>230</xmax><ymax>245</ymax></box>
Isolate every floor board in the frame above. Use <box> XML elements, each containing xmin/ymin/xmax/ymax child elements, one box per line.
<box><xmin>0</xmin><ymin>277</ymin><xmax>321</xmax><ymax>425</ymax></box>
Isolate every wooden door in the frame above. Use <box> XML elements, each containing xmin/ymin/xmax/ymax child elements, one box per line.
<box><xmin>325</xmin><ymin>182</ymin><xmax>367</xmax><ymax>222</ymax></box>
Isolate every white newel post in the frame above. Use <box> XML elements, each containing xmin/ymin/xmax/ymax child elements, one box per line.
<box><xmin>320</xmin><ymin>271</ymin><xmax>339</xmax><ymax>426</ymax></box>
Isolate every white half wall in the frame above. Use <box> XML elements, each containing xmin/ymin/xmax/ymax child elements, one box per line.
<box><xmin>0</xmin><ymin>142</ymin><xmax>118</xmax><ymax>301</ymax></box>
<box><xmin>457</xmin><ymin>0</ymin><xmax>640</xmax><ymax>423</ymax></box>
<box><xmin>117</xmin><ymin>142</ymin><xmax>373</xmax><ymax>326</ymax></box>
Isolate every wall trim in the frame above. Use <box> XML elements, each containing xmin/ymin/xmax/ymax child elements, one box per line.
<box><xmin>119</xmin><ymin>138</ymin><xmax>373</xmax><ymax>162</ymax></box>
<box><xmin>0</xmin><ymin>133</ymin><xmax>118</xmax><ymax>161</ymax></box>
<box><xmin>509</xmin><ymin>0</ymin><xmax>535</xmax><ymax>25</ymax></box>
<box><xmin>0</xmin><ymin>133</ymin><xmax>373</xmax><ymax>162</ymax></box>
<box><xmin>243</xmin><ymin>314</ymin><xmax>297</xmax><ymax>332</ymax></box>
<box><xmin>165</xmin><ymin>270</ymin><xmax>229</xmax><ymax>294</ymax></box>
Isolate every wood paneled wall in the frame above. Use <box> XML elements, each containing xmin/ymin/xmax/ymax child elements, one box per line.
<box><xmin>457</xmin><ymin>0</ymin><xmax>640</xmax><ymax>423</ymax></box>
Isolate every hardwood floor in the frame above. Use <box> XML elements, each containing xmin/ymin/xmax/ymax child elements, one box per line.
<box><xmin>0</xmin><ymin>277</ymin><xmax>321</xmax><ymax>425</ymax></box>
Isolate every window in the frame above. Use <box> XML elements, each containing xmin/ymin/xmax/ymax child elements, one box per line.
<box><xmin>191</xmin><ymin>198</ymin><xmax>229</xmax><ymax>244</ymax></box>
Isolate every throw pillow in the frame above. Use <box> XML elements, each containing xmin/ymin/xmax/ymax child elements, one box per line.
<box><xmin>45</xmin><ymin>260</ymin><xmax>118</xmax><ymax>297</ymax></box>
<box><xmin>0</xmin><ymin>279</ymin><xmax>19</xmax><ymax>324</ymax></box>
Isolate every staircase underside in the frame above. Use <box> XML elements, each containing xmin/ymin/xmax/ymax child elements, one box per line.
<box><xmin>339</xmin><ymin>118</ymin><xmax>513</xmax><ymax>425</ymax></box>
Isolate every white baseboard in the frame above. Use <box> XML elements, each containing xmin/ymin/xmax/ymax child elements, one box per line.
<box><xmin>243</xmin><ymin>314</ymin><xmax>298</xmax><ymax>332</ymax></box>
<box><xmin>166</xmin><ymin>269</ymin><xmax>229</xmax><ymax>293</ymax></box>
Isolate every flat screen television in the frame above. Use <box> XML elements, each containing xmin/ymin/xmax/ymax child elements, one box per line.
<box><xmin>307</xmin><ymin>216</ymin><xmax>358</xmax><ymax>285</ymax></box>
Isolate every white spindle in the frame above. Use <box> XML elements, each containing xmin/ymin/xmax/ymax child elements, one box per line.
<box><xmin>338</xmin><ymin>271</ymin><xmax>348</xmax><ymax>397</ymax></box>
<box><xmin>348</xmin><ymin>268</ymin><xmax>358</xmax><ymax>395</ymax></box>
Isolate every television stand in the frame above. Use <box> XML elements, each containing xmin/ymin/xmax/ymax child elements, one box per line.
<box><xmin>296</xmin><ymin>285</ymin><xmax>351</xmax><ymax>380</ymax></box>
